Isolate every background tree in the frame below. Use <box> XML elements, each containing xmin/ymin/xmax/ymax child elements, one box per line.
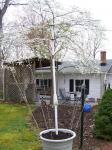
<box><xmin>0</xmin><ymin>0</ymin><xmax>28</xmax><ymax>60</ymax></box>
<box><xmin>92</xmin><ymin>25</ymin><xmax>106</xmax><ymax>59</ymax></box>
<box><xmin>26</xmin><ymin>22</ymin><xmax>51</xmax><ymax>58</ymax></box>
<box><xmin>0</xmin><ymin>0</ymin><xmax>27</xmax><ymax>30</ymax></box>
<box><xmin>0</xmin><ymin>0</ymin><xmax>11</xmax><ymax>31</ymax></box>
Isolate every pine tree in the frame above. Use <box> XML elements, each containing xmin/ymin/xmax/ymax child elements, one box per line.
<box><xmin>94</xmin><ymin>89</ymin><xmax>112</xmax><ymax>140</ymax></box>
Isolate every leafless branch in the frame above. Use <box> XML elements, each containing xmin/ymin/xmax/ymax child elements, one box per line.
<box><xmin>0</xmin><ymin>2</ymin><xmax>28</xmax><ymax>5</ymax></box>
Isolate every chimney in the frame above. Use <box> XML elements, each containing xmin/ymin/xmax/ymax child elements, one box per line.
<box><xmin>100</xmin><ymin>51</ymin><xmax>107</xmax><ymax>66</ymax></box>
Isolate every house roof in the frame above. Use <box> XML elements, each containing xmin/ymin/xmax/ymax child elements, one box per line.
<box><xmin>35</xmin><ymin>66</ymin><xmax>51</xmax><ymax>74</ymax></box>
<box><xmin>4</xmin><ymin>57</ymin><xmax>61</xmax><ymax>68</ymax></box>
<box><xmin>34</xmin><ymin>59</ymin><xmax>112</xmax><ymax>74</ymax></box>
<box><xmin>58</xmin><ymin>60</ymin><xmax>99</xmax><ymax>74</ymax></box>
<box><xmin>100</xmin><ymin>59</ymin><xmax>112</xmax><ymax>73</ymax></box>
<box><xmin>3</xmin><ymin>57</ymin><xmax>50</xmax><ymax>66</ymax></box>
<box><xmin>58</xmin><ymin>59</ymin><xmax>112</xmax><ymax>74</ymax></box>
<box><xmin>15</xmin><ymin>58</ymin><xmax>111</xmax><ymax>74</ymax></box>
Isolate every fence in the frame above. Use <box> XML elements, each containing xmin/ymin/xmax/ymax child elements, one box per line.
<box><xmin>2</xmin><ymin>64</ymin><xmax>36</xmax><ymax>102</ymax></box>
<box><xmin>0</xmin><ymin>66</ymin><xmax>3</xmax><ymax>100</ymax></box>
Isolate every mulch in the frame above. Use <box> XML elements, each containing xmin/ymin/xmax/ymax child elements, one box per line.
<box><xmin>32</xmin><ymin>102</ymin><xmax>111</xmax><ymax>150</ymax></box>
<box><xmin>101</xmin><ymin>143</ymin><xmax>112</xmax><ymax>150</ymax></box>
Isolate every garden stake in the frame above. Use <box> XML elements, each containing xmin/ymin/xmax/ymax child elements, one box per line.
<box><xmin>79</xmin><ymin>85</ymin><xmax>85</xmax><ymax>149</ymax></box>
<box><xmin>51</xmin><ymin>15</ymin><xmax>59</xmax><ymax>135</ymax></box>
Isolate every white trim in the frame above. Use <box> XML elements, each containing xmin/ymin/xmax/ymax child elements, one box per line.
<box><xmin>40</xmin><ymin>128</ymin><xmax>76</xmax><ymax>142</ymax></box>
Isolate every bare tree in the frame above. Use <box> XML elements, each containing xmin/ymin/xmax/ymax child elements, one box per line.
<box><xmin>0</xmin><ymin>0</ymin><xmax>10</xmax><ymax>31</ymax></box>
<box><xmin>0</xmin><ymin>0</ymin><xmax>27</xmax><ymax>33</ymax></box>
<box><xmin>69</xmin><ymin>25</ymin><xmax>105</xmax><ymax>58</ymax></box>
<box><xmin>91</xmin><ymin>25</ymin><xmax>106</xmax><ymax>59</ymax></box>
<box><xmin>0</xmin><ymin>0</ymin><xmax>28</xmax><ymax>60</ymax></box>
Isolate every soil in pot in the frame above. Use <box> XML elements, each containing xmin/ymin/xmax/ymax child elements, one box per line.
<box><xmin>42</xmin><ymin>131</ymin><xmax>73</xmax><ymax>140</ymax></box>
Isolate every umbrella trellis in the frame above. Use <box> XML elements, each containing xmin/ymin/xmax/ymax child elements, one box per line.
<box><xmin>39</xmin><ymin>15</ymin><xmax>76</xmax><ymax>150</ymax></box>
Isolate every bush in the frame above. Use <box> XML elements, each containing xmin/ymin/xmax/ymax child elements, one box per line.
<box><xmin>94</xmin><ymin>89</ymin><xmax>112</xmax><ymax>140</ymax></box>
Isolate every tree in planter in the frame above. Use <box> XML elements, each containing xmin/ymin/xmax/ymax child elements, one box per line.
<box><xmin>94</xmin><ymin>88</ymin><xmax>112</xmax><ymax>140</ymax></box>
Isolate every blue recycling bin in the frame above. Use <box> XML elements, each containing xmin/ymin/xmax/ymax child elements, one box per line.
<box><xmin>83</xmin><ymin>103</ymin><xmax>92</xmax><ymax>112</ymax></box>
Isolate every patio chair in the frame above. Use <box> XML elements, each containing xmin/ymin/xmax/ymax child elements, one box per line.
<box><xmin>59</xmin><ymin>88</ymin><xmax>71</xmax><ymax>101</ymax></box>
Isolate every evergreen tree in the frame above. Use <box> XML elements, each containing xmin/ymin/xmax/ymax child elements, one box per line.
<box><xmin>94</xmin><ymin>89</ymin><xmax>112</xmax><ymax>140</ymax></box>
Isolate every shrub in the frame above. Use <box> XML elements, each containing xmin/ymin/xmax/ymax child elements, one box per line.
<box><xmin>94</xmin><ymin>89</ymin><xmax>112</xmax><ymax>140</ymax></box>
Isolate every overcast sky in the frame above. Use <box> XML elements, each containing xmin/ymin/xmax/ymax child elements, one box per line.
<box><xmin>57</xmin><ymin>0</ymin><xmax>112</xmax><ymax>59</ymax></box>
<box><xmin>4</xmin><ymin>0</ymin><xmax>112</xmax><ymax>59</ymax></box>
<box><xmin>58</xmin><ymin>0</ymin><xmax>112</xmax><ymax>28</ymax></box>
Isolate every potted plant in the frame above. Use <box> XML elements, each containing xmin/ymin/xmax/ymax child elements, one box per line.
<box><xmin>40</xmin><ymin>128</ymin><xmax>76</xmax><ymax>150</ymax></box>
<box><xmin>39</xmin><ymin>48</ymin><xmax>76</xmax><ymax>149</ymax></box>
<box><xmin>39</xmin><ymin>21</ymin><xmax>76</xmax><ymax>150</ymax></box>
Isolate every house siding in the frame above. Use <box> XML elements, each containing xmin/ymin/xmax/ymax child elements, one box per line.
<box><xmin>57</xmin><ymin>74</ymin><xmax>101</xmax><ymax>99</ymax></box>
<box><xmin>89</xmin><ymin>75</ymin><xmax>101</xmax><ymax>98</ymax></box>
<box><xmin>106</xmin><ymin>74</ymin><xmax>112</xmax><ymax>88</ymax></box>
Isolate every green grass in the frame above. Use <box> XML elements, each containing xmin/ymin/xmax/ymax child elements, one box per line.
<box><xmin>0</xmin><ymin>103</ymin><xmax>42</xmax><ymax>150</ymax></box>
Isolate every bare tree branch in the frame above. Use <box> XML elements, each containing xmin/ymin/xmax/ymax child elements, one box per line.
<box><xmin>1</xmin><ymin>0</ymin><xmax>10</xmax><ymax>17</ymax></box>
<box><xmin>0</xmin><ymin>1</ymin><xmax>28</xmax><ymax>5</ymax></box>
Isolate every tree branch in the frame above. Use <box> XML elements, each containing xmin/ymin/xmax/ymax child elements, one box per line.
<box><xmin>1</xmin><ymin>0</ymin><xmax>10</xmax><ymax>17</ymax></box>
<box><xmin>8</xmin><ymin>3</ymin><xmax>28</xmax><ymax>5</ymax></box>
<box><xmin>0</xmin><ymin>1</ymin><xmax>28</xmax><ymax>6</ymax></box>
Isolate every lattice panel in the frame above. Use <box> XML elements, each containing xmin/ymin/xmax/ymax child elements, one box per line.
<box><xmin>4</xmin><ymin>65</ymin><xmax>35</xmax><ymax>102</ymax></box>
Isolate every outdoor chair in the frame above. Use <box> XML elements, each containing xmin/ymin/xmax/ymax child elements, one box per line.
<box><xmin>59</xmin><ymin>88</ymin><xmax>71</xmax><ymax>101</ymax></box>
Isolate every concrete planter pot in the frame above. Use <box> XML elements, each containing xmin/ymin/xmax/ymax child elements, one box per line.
<box><xmin>40</xmin><ymin>128</ymin><xmax>76</xmax><ymax>150</ymax></box>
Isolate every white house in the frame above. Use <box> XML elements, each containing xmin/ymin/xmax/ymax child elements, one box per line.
<box><xmin>35</xmin><ymin>51</ymin><xmax>112</xmax><ymax>100</ymax></box>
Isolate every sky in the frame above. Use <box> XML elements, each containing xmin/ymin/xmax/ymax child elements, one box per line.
<box><xmin>57</xmin><ymin>0</ymin><xmax>112</xmax><ymax>59</ymax></box>
<box><xmin>4</xmin><ymin>0</ymin><xmax>112</xmax><ymax>59</ymax></box>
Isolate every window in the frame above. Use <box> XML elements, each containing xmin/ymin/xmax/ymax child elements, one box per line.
<box><xmin>85</xmin><ymin>79</ymin><xmax>89</xmax><ymax>95</ymax></box>
<box><xmin>75</xmin><ymin>79</ymin><xmax>89</xmax><ymax>95</ymax></box>
<box><xmin>69</xmin><ymin>79</ymin><xmax>74</xmax><ymax>92</ymax></box>
<box><xmin>36</xmin><ymin>79</ymin><xmax>52</xmax><ymax>89</ymax></box>
<box><xmin>48</xmin><ymin>79</ymin><xmax>52</xmax><ymax>88</ymax></box>
<box><xmin>75</xmin><ymin>80</ymin><xmax>83</xmax><ymax>92</ymax></box>
<box><xmin>36</xmin><ymin>79</ymin><xmax>39</xmax><ymax>86</ymax></box>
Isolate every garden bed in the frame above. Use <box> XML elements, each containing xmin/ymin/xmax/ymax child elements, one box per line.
<box><xmin>33</xmin><ymin>102</ymin><xmax>112</xmax><ymax>150</ymax></box>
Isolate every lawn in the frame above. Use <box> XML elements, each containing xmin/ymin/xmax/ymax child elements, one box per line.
<box><xmin>0</xmin><ymin>103</ymin><xmax>42</xmax><ymax>150</ymax></box>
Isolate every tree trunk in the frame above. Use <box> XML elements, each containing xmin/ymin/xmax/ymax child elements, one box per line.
<box><xmin>0</xmin><ymin>17</ymin><xmax>3</xmax><ymax>61</ymax></box>
<box><xmin>50</xmin><ymin>59</ymin><xmax>53</xmax><ymax>104</ymax></box>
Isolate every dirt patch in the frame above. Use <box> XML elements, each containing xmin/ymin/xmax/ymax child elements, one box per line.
<box><xmin>32</xmin><ymin>102</ymin><xmax>111</xmax><ymax>150</ymax></box>
<box><xmin>42</xmin><ymin>130</ymin><xmax>72</xmax><ymax>140</ymax></box>
<box><xmin>101</xmin><ymin>143</ymin><xmax>112</xmax><ymax>150</ymax></box>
